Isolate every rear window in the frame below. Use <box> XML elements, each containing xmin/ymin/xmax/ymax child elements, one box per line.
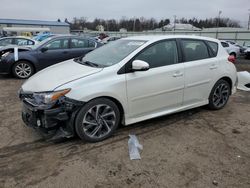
<box><xmin>207</xmin><ymin>41</ymin><xmax>218</xmax><ymax>57</ymax></box>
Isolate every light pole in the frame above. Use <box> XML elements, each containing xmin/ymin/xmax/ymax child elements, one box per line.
<box><xmin>173</xmin><ymin>15</ymin><xmax>176</xmax><ymax>31</ymax></box>
<box><xmin>248</xmin><ymin>9</ymin><xmax>250</xmax><ymax>30</ymax></box>
<box><xmin>133</xmin><ymin>17</ymin><xmax>136</xmax><ymax>32</ymax></box>
<box><xmin>217</xmin><ymin>10</ymin><xmax>222</xmax><ymax>27</ymax></box>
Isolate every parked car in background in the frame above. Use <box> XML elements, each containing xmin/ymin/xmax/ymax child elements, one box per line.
<box><xmin>0</xmin><ymin>35</ymin><xmax>102</xmax><ymax>78</ymax></box>
<box><xmin>226</xmin><ymin>41</ymin><xmax>248</xmax><ymax>55</ymax></box>
<box><xmin>101</xmin><ymin>36</ymin><xmax>121</xmax><ymax>44</ymax></box>
<box><xmin>244</xmin><ymin>45</ymin><xmax>250</xmax><ymax>59</ymax></box>
<box><xmin>220</xmin><ymin>40</ymin><xmax>240</xmax><ymax>58</ymax></box>
<box><xmin>19</xmin><ymin>35</ymin><xmax>237</xmax><ymax>142</ymax></box>
<box><xmin>0</xmin><ymin>36</ymin><xmax>38</xmax><ymax>48</ymax></box>
<box><xmin>33</xmin><ymin>32</ymin><xmax>55</xmax><ymax>42</ymax></box>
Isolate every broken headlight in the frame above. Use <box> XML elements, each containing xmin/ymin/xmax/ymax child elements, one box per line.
<box><xmin>33</xmin><ymin>89</ymin><xmax>71</xmax><ymax>105</ymax></box>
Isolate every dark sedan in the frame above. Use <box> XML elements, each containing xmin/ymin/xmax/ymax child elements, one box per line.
<box><xmin>0</xmin><ymin>35</ymin><xmax>102</xmax><ymax>78</ymax></box>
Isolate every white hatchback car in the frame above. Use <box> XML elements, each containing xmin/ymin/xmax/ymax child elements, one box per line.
<box><xmin>19</xmin><ymin>35</ymin><xmax>237</xmax><ymax>142</ymax></box>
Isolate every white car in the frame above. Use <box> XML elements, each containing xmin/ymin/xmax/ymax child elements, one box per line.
<box><xmin>0</xmin><ymin>36</ymin><xmax>38</xmax><ymax>48</ymax></box>
<box><xmin>19</xmin><ymin>35</ymin><xmax>237</xmax><ymax>142</ymax></box>
<box><xmin>220</xmin><ymin>40</ymin><xmax>240</xmax><ymax>58</ymax></box>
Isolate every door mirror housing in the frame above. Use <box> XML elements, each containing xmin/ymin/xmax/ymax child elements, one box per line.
<box><xmin>132</xmin><ymin>60</ymin><xmax>149</xmax><ymax>71</ymax></box>
<box><xmin>40</xmin><ymin>47</ymin><xmax>48</xmax><ymax>53</ymax></box>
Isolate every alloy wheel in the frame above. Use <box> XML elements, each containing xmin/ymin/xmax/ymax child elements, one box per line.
<box><xmin>82</xmin><ymin>104</ymin><xmax>116</xmax><ymax>139</ymax></box>
<box><xmin>212</xmin><ymin>83</ymin><xmax>230</xmax><ymax>108</ymax></box>
<box><xmin>15</xmin><ymin>63</ymin><xmax>32</xmax><ymax>78</ymax></box>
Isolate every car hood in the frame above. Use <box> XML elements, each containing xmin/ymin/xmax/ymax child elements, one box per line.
<box><xmin>21</xmin><ymin>59</ymin><xmax>103</xmax><ymax>92</ymax></box>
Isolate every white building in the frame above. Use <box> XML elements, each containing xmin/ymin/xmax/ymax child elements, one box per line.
<box><xmin>0</xmin><ymin>18</ymin><xmax>70</xmax><ymax>36</ymax></box>
<box><xmin>163</xmin><ymin>23</ymin><xmax>201</xmax><ymax>31</ymax></box>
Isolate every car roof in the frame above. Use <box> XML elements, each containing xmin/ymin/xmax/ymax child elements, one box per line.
<box><xmin>0</xmin><ymin>36</ymin><xmax>34</xmax><ymax>40</ymax></box>
<box><xmin>123</xmin><ymin>35</ymin><xmax>219</xmax><ymax>43</ymax></box>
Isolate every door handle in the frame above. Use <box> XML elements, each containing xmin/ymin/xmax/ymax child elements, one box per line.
<box><xmin>173</xmin><ymin>71</ymin><xmax>183</xmax><ymax>77</ymax></box>
<box><xmin>209</xmin><ymin>64</ymin><xmax>218</xmax><ymax>70</ymax></box>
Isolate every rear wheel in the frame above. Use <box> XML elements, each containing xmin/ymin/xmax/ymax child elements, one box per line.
<box><xmin>75</xmin><ymin>98</ymin><xmax>120</xmax><ymax>142</ymax></box>
<box><xmin>208</xmin><ymin>79</ymin><xmax>230</xmax><ymax>110</ymax></box>
<box><xmin>12</xmin><ymin>61</ymin><xmax>34</xmax><ymax>79</ymax></box>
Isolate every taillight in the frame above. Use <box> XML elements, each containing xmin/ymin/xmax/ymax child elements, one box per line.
<box><xmin>228</xmin><ymin>55</ymin><xmax>236</xmax><ymax>63</ymax></box>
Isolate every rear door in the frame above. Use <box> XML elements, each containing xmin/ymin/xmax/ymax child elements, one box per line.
<box><xmin>36</xmin><ymin>38</ymin><xmax>70</xmax><ymax>68</ymax></box>
<box><xmin>126</xmin><ymin>40</ymin><xmax>184</xmax><ymax>118</ymax></box>
<box><xmin>68</xmin><ymin>38</ymin><xmax>97</xmax><ymax>59</ymax></box>
<box><xmin>181</xmin><ymin>39</ymin><xmax>218</xmax><ymax>106</ymax></box>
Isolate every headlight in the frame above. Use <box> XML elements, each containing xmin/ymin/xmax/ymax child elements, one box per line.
<box><xmin>33</xmin><ymin>88</ymin><xmax>71</xmax><ymax>105</ymax></box>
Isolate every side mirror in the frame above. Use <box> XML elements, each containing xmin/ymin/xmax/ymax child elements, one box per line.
<box><xmin>40</xmin><ymin>47</ymin><xmax>48</xmax><ymax>53</ymax></box>
<box><xmin>132</xmin><ymin>60</ymin><xmax>149</xmax><ymax>71</ymax></box>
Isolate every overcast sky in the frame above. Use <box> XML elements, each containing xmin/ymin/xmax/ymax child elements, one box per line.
<box><xmin>0</xmin><ymin>0</ymin><xmax>249</xmax><ymax>27</ymax></box>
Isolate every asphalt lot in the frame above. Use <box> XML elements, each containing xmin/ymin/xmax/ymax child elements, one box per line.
<box><xmin>0</xmin><ymin>58</ymin><xmax>249</xmax><ymax>188</ymax></box>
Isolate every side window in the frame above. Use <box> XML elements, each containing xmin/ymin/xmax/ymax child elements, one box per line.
<box><xmin>0</xmin><ymin>38</ymin><xmax>12</xmax><ymax>46</ymax></box>
<box><xmin>207</xmin><ymin>41</ymin><xmax>218</xmax><ymax>57</ymax></box>
<box><xmin>181</xmin><ymin>40</ymin><xmax>209</xmax><ymax>62</ymax></box>
<box><xmin>28</xmin><ymin>40</ymin><xmax>35</xmax><ymax>45</ymax></box>
<box><xmin>221</xmin><ymin>42</ymin><xmax>229</xmax><ymax>48</ymax></box>
<box><xmin>88</xmin><ymin>40</ymin><xmax>96</xmax><ymax>48</ymax></box>
<box><xmin>45</xmin><ymin>39</ymin><xmax>69</xmax><ymax>50</ymax></box>
<box><xmin>135</xmin><ymin>40</ymin><xmax>178</xmax><ymax>68</ymax></box>
<box><xmin>15</xmin><ymin>38</ymin><xmax>29</xmax><ymax>45</ymax></box>
<box><xmin>71</xmin><ymin>38</ymin><xmax>88</xmax><ymax>48</ymax></box>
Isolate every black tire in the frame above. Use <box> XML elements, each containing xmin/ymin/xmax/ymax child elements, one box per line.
<box><xmin>12</xmin><ymin>61</ymin><xmax>34</xmax><ymax>79</ymax></box>
<box><xmin>75</xmin><ymin>98</ymin><xmax>120</xmax><ymax>142</ymax></box>
<box><xmin>208</xmin><ymin>79</ymin><xmax>231</xmax><ymax>110</ymax></box>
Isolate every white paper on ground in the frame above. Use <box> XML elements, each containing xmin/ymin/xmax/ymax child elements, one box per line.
<box><xmin>128</xmin><ymin>134</ymin><xmax>143</xmax><ymax>160</ymax></box>
<box><xmin>237</xmin><ymin>71</ymin><xmax>250</xmax><ymax>91</ymax></box>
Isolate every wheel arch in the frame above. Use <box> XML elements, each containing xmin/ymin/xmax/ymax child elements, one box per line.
<box><xmin>217</xmin><ymin>76</ymin><xmax>233</xmax><ymax>94</ymax></box>
<box><xmin>93</xmin><ymin>96</ymin><xmax>125</xmax><ymax>125</ymax></box>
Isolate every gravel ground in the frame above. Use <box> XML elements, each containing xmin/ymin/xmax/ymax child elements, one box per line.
<box><xmin>0</xmin><ymin>59</ymin><xmax>249</xmax><ymax>188</ymax></box>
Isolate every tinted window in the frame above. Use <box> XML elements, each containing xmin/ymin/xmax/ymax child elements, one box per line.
<box><xmin>181</xmin><ymin>40</ymin><xmax>209</xmax><ymax>61</ymax></box>
<box><xmin>221</xmin><ymin>42</ymin><xmax>229</xmax><ymax>48</ymax></box>
<box><xmin>45</xmin><ymin>39</ymin><xmax>69</xmax><ymax>50</ymax></box>
<box><xmin>135</xmin><ymin>40</ymin><xmax>178</xmax><ymax>68</ymax></box>
<box><xmin>88</xmin><ymin>40</ymin><xmax>96</xmax><ymax>48</ymax></box>
<box><xmin>207</xmin><ymin>41</ymin><xmax>218</xmax><ymax>57</ymax></box>
<box><xmin>0</xmin><ymin>38</ymin><xmax>12</xmax><ymax>46</ymax></box>
<box><xmin>71</xmin><ymin>38</ymin><xmax>88</xmax><ymax>48</ymax></box>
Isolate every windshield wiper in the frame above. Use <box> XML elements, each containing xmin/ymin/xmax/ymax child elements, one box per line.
<box><xmin>79</xmin><ymin>61</ymin><xmax>99</xmax><ymax>67</ymax></box>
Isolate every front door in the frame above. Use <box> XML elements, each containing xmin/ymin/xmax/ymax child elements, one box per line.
<box><xmin>36</xmin><ymin>38</ymin><xmax>70</xmax><ymax>69</ymax></box>
<box><xmin>126</xmin><ymin>40</ymin><xmax>184</xmax><ymax>119</ymax></box>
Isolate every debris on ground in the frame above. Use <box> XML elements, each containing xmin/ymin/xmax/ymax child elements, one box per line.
<box><xmin>232</xmin><ymin>128</ymin><xmax>241</xmax><ymax>134</ymax></box>
<box><xmin>212</xmin><ymin>180</ymin><xmax>218</xmax><ymax>186</ymax></box>
<box><xmin>128</xmin><ymin>134</ymin><xmax>143</xmax><ymax>160</ymax></box>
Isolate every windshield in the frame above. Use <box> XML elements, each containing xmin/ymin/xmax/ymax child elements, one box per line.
<box><xmin>79</xmin><ymin>39</ymin><xmax>146</xmax><ymax>67</ymax></box>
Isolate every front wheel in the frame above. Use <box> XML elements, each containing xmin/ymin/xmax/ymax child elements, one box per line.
<box><xmin>12</xmin><ymin>61</ymin><xmax>34</xmax><ymax>79</ymax></box>
<box><xmin>75</xmin><ymin>98</ymin><xmax>120</xmax><ymax>142</ymax></box>
<box><xmin>208</xmin><ymin>79</ymin><xmax>230</xmax><ymax>110</ymax></box>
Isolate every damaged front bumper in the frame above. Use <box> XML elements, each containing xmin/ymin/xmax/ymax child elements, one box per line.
<box><xmin>20</xmin><ymin>93</ymin><xmax>85</xmax><ymax>139</ymax></box>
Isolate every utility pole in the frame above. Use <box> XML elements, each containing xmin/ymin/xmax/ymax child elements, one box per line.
<box><xmin>248</xmin><ymin>9</ymin><xmax>250</xmax><ymax>30</ymax></box>
<box><xmin>216</xmin><ymin>10</ymin><xmax>222</xmax><ymax>27</ymax></box>
<box><xmin>173</xmin><ymin>15</ymin><xmax>176</xmax><ymax>31</ymax></box>
<box><xmin>133</xmin><ymin>17</ymin><xmax>136</xmax><ymax>32</ymax></box>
